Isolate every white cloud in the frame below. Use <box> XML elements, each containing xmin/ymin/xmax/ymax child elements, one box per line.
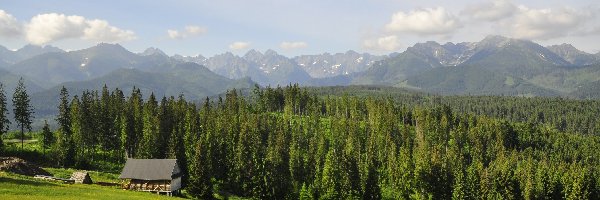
<box><xmin>24</xmin><ymin>13</ymin><xmax>135</xmax><ymax>45</ymax></box>
<box><xmin>229</xmin><ymin>42</ymin><xmax>250</xmax><ymax>50</ymax></box>
<box><xmin>385</xmin><ymin>7</ymin><xmax>461</xmax><ymax>35</ymax></box>
<box><xmin>363</xmin><ymin>35</ymin><xmax>401</xmax><ymax>51</ymax></box>
<box><xmin>280</xmin><ymin>41</ymin><xmax>307</xmax><ymax>50</ymax></box>
<box><xmin>511</xmin><ymin>6</ymin><xmax>591</xmax><ymax>40</ymax></box>
<box><xmin>167</xmin><ymin>25</ymin><xmax>207</xmax><ymax>39</ymax></box>
<box><xmin>83</xmin><ymin>19</ymin><xmax>136</xmax><ymax>42</ymax></box>
<box><xmin>25</xmin><ymin>13</ymin><xmax>86</xmax><ymax>45</ymax></box>
<box><xmin>462</xmin><ymin>0</ymin><xmax>517</xmax><ymax>21</ymax></box>
<box><xmin>460</xmin><ymin>1</ymin><xmax>599</xmax><ymax>41</ymax></box>
<box><xmin>0</xmin><ymin>10</ymin><xmax>22</xmax><ymax>37</ymax></box>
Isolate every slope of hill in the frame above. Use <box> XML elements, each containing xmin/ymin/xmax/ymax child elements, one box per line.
<box><xmin>461</xmin><ymin>36</ymin><xmax>569</xmax><ymax>78</ymax></box>
<box><xmin>31</xmin><ymin>62</ymin><xmax>255</xmax><ymax>117</ymax></box>
<box><xmin>352</xmin><ymin>50</ymin><xmax>442</xmax><ymax>85</ymax></box>
<box><xmin>0</xmin><ymin>68</ymin><xmax>44</xmax><ymax>94</ymax></box>
<box><xmin>403</xmin><ymin>65</ymin><xmax>560</xmax><ymax>96</ymax></box>
<box><xmin>569</xmin><ymin>80</ymin><xmax>600</xmax><ymax>99</ymax></box>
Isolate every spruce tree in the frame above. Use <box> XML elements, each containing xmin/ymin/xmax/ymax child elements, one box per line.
<box><xmin>0</xmin><ymin>84</ymin><xmax>9</xmax><ymax>153</ymax></box>
<box><xmin>188</xmin><ymin>134</ymin><xmax>213</xmax><ymax>199</ymax></box>
<box><xmin>55</xmin><ymin>86</ymin><xmax>74</xmax><ymax>167</ymax></box>
<box><xmin>41</xmin><ymin>120</ymin><xmax>54</xmax><ymax>154</ymax></box>
<box><xmin>12</xmin><ymin>77</ymin><xmax>34</xmax><ymax>150</ymax></box>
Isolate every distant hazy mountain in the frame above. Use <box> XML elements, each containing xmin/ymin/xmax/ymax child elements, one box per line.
<box><xmin>243</xmin><ymin>49</ymin><xmax>312</xmax><ymax>86</ymax></box>
<box><xmin>202</xmin><ymin>52</ymin><xmax>267</xmax><ymax>84</ymax></box>
<box><xmin>31</xmin><ymin>62</ymin><xmax>255</xmax><ymax>116</ymax></box>
<box><xmin>403</xmin><ymin>41</ymin><xmax>473</xmax><ymax>66</ymax></box>
<box><xmin>462</xmin><ymin>36</ymin><xmax>570</xmax><ymax>77</ymax></box>
<box><xmin>0</xmin><ymin>44</ymin><xmax>64</xmax><ymax>66</ymax></box>
<box><xmin>171</xmin><ymin>54</ymin><xmax>207</xmax><ymax>64</ymax></box>
<box><xmin>6</xmin><ymin>43</ymin><xmax>176</xmax><ymax>87</ymax></box>
<box><xmin>138</xmin><ymin>47</ymin><xmax>168</xmax><ymax>57</ymax></box>
<box><xmin>354</xmin><ymin>35</ymin><xmax>599</xmax><ymax>96</ymax></box>
<box><xmin>195</xmin><ymin>49</ymin><xmax>314</xmax><ymax>86</ymax></box>
<box><xmin>0</xmin><ymin>68</ymin><xmax>44</xmax><ymax>94</ymax></box>
<box><xmin>0</xmin><ymin>59</ymin><xmax>8</xmax><ymax>69</ymax></box>
<box><xmin>183</xmin><ymin>49</ymin><xmax>379</xmax><ymax>86</ymax></box>
<box><xmin>547</xmin><ymin>44</ymin><xmax>599</xmax><ymax>66</ymax></box>
<box><xmin>293</xmin><ymin>50</ymin><xmax>385</xmax><ymax>78</ymax></box>
<box><xmin>3</xmin><ymin>35</ymin><xmax>600</xmax><ymax>101</ymax></box>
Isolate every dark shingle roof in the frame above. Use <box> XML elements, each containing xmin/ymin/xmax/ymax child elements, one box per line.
<box><xmin>119</xmin><ymin>159</ymin><xmax>180</xmax><ymax>180</ymax></box>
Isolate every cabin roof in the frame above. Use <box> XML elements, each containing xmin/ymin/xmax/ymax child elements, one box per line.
<box><xmin>119</xmin><ymin>159</ymin><xmax>180</xmax><ymax>180</ymax></box>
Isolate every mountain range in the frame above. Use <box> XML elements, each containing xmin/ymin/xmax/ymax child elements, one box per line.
<box><xmin>354</xmin><ymin>35</ymin><xmax>600</xmax><ymax>96</ymax></box>
<box><xmin>1</xmin><ymin>35</ymin><xmax>600</xmax><ymax>104</ymax></box>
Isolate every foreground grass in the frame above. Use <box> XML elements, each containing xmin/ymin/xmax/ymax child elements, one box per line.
<box><xmin>0</xmin><ymin>172</ymin><xmax>183</xmax><ymax>200</ymax></box>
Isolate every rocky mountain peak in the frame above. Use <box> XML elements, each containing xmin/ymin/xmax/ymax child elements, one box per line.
<box><xmin>264</xmin><ymin>49</ymin><xmax>279</xmax><ymax>56</ymax></box>
<box><xmin>243</xmin><ymin>49</ymin><xmax>264</xmax><ymax>61</ymax></box>
<box><xmin>140</xmin><ymin>47</ymin><xmax>168</xmax><ymax>57</ymax></box>
<box><xmin>478</xmin><ymin>35</ymin><xmax>514</xmax><ymax>48</ymax></box>
<box><xmin>547</xmin><ymin>43</ymin><xmax>597</xmax><ymax>65</ymax></box>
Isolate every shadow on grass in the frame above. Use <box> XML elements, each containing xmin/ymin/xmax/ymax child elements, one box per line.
<box><xmin>0</xmin><ymin>176</ymin><xmax>57</xmax><ymax>187</ymax></box>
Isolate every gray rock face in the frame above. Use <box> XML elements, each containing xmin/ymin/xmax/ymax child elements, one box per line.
<box><xmin>293</xmin><ymin>50</ymin><xmax>385</xmax><ymax>78</ymax></box>
<box><xmin>547</xmin><ymin>43</ymin><xmax>598</xmax><ymax>66</ymax></box>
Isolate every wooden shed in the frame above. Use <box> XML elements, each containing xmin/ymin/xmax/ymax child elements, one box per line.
<box><xmin>119</xmin><ymin>159</ymin><xmax>182</xmax><ymax>196</ymax></box>
<box><xmin>70</xmin><ymin>171</ymin><xmax>93</xmax><ymax>184</ymax></box>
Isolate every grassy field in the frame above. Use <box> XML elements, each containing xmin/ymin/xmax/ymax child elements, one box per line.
<box><xmin>0</xmin><ymin>171</ymin><xmax>184</xmax><ymax>200</ymax></box>
<box><xmin>43</xmin><ymin>167</ymin><xmax>121</xmax><ymax>183</ymax></box>
<box><xmin>0</xmin><ymin>133</ymin><xmax>249</xmax><ymax>199</ymax></box>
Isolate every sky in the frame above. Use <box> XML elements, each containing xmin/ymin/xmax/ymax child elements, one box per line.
<box><xmin>0</xmin><ymin>0</ymin><xmax>599</xmax><ymax>57</ymax></box>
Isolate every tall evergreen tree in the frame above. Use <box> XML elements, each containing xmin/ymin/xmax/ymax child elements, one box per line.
<box><xmin>188</xmin><ymin>134</ymin><xmax>213</xmax><ymax>199</ymax></box>
<box><xmin>0</xmin><ymin>84</ymin><xmax>9</xmax><ymax>153</ymax></box>
<box><xmin>55</xmin><ymin>86</ymin><xmax>74</xmax><ymax>167</ymax></box>
<box><xmin>70</xmin><ymin>96</ymin><xmax>85</xmax><ymax>166</ymax></box>
<box><xmin>40</xmin><ymin>120</ymin><xmax>55</xmax><ymax>155</ymax></box>
<box><xmin>98</xmin><ymin>85</ymin><xmax>114</xmax><ymax>154</ymax></box>
<box><xmin>320</xmin><ymin>149</ymin><xmax>341</xmax><ymax>200</ymax></box>
<box><xmin>12</xmin><ymin>77</ymin><xmax>34</xmax><ymax>150</ymax></box>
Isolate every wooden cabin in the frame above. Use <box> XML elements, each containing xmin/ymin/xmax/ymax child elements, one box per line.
<box><xmin>119</xmin><ymin>159</ymin><xmax>182</xmax><ymax>196</ymax></box>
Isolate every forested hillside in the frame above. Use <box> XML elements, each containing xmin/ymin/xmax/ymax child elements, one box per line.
<box><xmin>3</xmin><ymin>85</ymin><xmax>598</xmax><ymax>199</ymax></box>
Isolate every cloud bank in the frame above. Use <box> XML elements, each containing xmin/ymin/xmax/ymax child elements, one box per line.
<box><xmin>0</xmin><ymin>10</ymin><xmax>21</xmax><ymax>37</ymax></box>
<box><xmin>460</xmin><ymin>1</ymin><xmax>599</xmax><ymax>40</ymax></box>
<box><xmin>0</xmin><ymin>10</ymin><xmax>135</xmax><ymax>45</ymax></box>
<box><xmin>280</xmin><ymin>41</ymin><xmax>307</xmax><ymax>50</ymax></box>
<box><xmin>462</xmin><ymin>0</ymin><xmax>517</xmax><ymax>21</ymax></box>
<box><xmin>364</xmin><ymin>1</ymin><xmax>599</xmax><ymax>50</ymax></box>
<box><xmin>229</xmin><ymin>41</ymin><xmax>250</xmax><ymax>50</ymax></box>
<box><xmin>385</xmin><ymin>7</ymin><xmax>461</xmax><ymax>36</ymax></box>
<box><xmin>511</xmin><ymin>6</ymin><xmax>592</xmax><ymax>40</ymax></box>
<box><xmin>168</xmin><ymin>25</ymin><xmax>207</xmax><ymax>39</ymax></box>
<box><xmin>363</xmin><ymin>35</ymin><xmax>401</xmax><ymax>51</ymax></box>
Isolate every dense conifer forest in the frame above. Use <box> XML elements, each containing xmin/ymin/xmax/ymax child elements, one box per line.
<box><xmin>2</xmin><ymin>84</ymin><xmax>600</xmax><ymax>199</ymax></box>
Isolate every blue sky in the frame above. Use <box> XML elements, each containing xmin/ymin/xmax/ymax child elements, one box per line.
<box><xmin>1</xmin><ymin>0</ymin><xmax>599</xmax><ymax>56</ymax></box>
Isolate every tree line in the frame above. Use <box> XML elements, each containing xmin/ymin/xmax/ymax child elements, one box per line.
<box><xmin>1</xmin><ymin>83</ymin><xmax>600</xmax><ymax>199</ymax></box>
<box><xmin>0</xmin><ymin>78</ymin><xmax>35</xmax><ymax>153</ymax></box>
